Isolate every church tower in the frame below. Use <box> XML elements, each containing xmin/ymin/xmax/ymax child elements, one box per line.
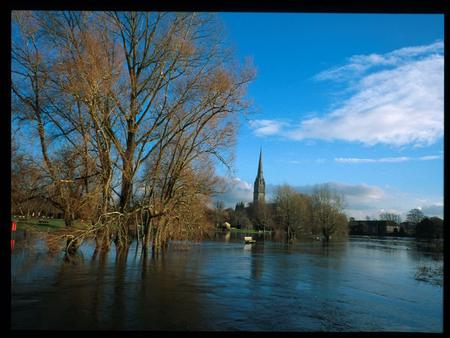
<box><xmin>253</xmin><ymin>148</ymin><xmax>265</xmax><ymax>205</ymax></box>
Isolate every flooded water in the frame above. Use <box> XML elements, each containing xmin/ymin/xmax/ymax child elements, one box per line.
<box><xmin>11</xmin><ymin>231</ymin><xmax>443</xmax><ymax>331</ymax></box>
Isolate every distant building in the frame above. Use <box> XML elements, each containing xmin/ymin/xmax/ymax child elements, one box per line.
<box><xmin>253</xmin><ymin>148</ymin><xmax>265</xmax><ymax>206</ymax></box>
<box><xmin>349</xmin><ymin>220</ymin><xmax>400</xmax><ymax>236</ymax></box>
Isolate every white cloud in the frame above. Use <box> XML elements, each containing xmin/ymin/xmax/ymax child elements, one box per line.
<box><xmin>250</xmin><ymin>41</ymin><xmax>444</xmax><ymax>147</ymax></box>
<box><xmin>315</xmin><ymin>40</ymin><xmax>443</xmax><ymax>82</ymax></box>
<box><xmin>290</xmin><ymin>57</ymin><xmax>443</xmax><ymax>146</ymax></box>
<box><xmin>248</xmin><ymin>119</ymin><xmax>286</xmax><ymax>136</ymax></box>
<box><xmin>418</xmin><ymin>155</ymin><xmax>442</xmax><ymax>161</ymax></box>
<box><xmin>277</xmin><ymin>181</ymin><xmax>385</xmax><ymax>202</ymax></box>
<box><xmin>335</xmin><ymin>155</ymin><xmax>442</xmax><ymax>164</ymax></box>
<box><xmin>214</xmin><ymin>177</ymin><xmax>253</xmax><ymax>208</ymax></box>
<box><xmin>421</xmin><ymin>203</ymin><xmax>444</xmax><ymax>218</ymax></box>
<box><xmin>286</xmin><ymin>158</ymin><xmax>327</xmax><ymax>164</ymax></box>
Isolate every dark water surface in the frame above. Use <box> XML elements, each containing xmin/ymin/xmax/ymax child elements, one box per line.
<box><xmin>11</xmin><ymin>232</ymin><xmax>443</xmax><ymax>331</ymax></box>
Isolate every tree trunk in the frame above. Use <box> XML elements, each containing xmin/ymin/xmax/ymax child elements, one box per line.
<box><xmin>64</xmin><ymin>210</ymin><xmax>74</xmax><ymax>227</ymax></box>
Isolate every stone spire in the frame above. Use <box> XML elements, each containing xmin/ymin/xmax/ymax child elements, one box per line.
<box><xmin>257</xmin><ymin>147</ymin><xmax>263</xmax><ymax>177</ymax></box>
<box><xmin>253</xmin><ymin>148</ymin><xmax>265</xmax><ymax>205</ymax></box>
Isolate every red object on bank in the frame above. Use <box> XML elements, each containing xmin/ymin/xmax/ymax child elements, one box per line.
<box><xmin>11</xmin><ymin>221</ymin><xmax>17</xmax><ymax>251</ymax></box>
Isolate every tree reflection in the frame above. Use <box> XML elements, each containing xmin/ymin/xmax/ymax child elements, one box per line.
<box><xmin>109</xmin><ymin>245</ymin><xmax>129</xmax><ymax>329</ymax></box>
<box><xmin>250</xmin><ymin>243</ymin><xmax>264</xmax><ymax>281</ymax></box>
<box><xmin>89</xmin><ymin>249</ymin><xmax>109</xmax><ymax>326</ymax></box>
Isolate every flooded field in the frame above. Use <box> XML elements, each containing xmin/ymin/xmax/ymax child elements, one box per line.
<box><xmin>11</xmin><ymin>232</ymin><xmax>443</xmax><ymax>331</ymax></box>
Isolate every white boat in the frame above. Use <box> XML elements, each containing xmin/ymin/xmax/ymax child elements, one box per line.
<box><xmin>244</xmin><ymin>236</ymin><xmax>256</xmax><ymax>244</ymax></box>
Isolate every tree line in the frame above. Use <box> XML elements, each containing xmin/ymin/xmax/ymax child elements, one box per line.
<box><xmin>11</xmin><ymin>11</ymin><xmax>254</xmax><ymax>253</ymax></box>
<box><xmin>213</xmin><ymin>184</ymin><xmax>349</xmax><ymax>242</ymax></box>
<box><xmin>215</xmin><ymin>192</ymin><xmax>443</xmax><ymax>241</ymax></box>
<box><xmin>350</xmin><ymin>208</ymin><xmax>443</xmax><ymax>239</ymax></box>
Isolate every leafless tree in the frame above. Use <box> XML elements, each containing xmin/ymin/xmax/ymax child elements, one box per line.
<box><xmin>273</xmin><ymin>185</ymin><xmax>311</xmax><ymax>240</ymax></box>
<box><xmin>12</xmin><ymin>11</ymin><xmax>254</xmax><ymax>252</ymax></box>
<box><xmin>310</xmin><ymin>184</ymin><xmax>348</xmax><ymax>241</ymax></box>
<box><xmin>379</xmin><ymin>212</ymin><xmax>401</xmax><ymax>224</ymax></box>
<box><xmin>406</xmin><ymin>208</ymin><xmax>425</xmax><ymax>224</ymax></box>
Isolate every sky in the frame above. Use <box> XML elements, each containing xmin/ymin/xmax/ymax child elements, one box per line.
<box><xmin>215</xmin><ymin>13</ymin><xmax>444</xmax><ymax>220</ymax></box>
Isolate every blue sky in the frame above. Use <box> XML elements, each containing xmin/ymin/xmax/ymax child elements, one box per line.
<box><xmin>215</xmin><ymin>13</ymin><xmax>444</xmax><ymax>219</ymax></box>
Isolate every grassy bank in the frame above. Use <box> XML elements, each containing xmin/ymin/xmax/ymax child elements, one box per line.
<box><xmin>229</xmin><ymin>228</ymin><xmax>273</xmax><ymax>234</ymax></box>
<box><xmin>12</xmin><ymin>217</ymin><xmax>88</xmax><ymax>232</ymax></box>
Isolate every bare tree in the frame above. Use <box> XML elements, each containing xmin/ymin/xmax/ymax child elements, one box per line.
<box><xmin>12</xmin><ymin>11</ymin><xmax>254</xmax><ymax>251</ymax></box>
<box><xmin>273</xmin><ymin>185</ymin><xmax>311</xmax><ymax>240</ymax></box>
<box><xmin>11</xmin><ymin>136</ymin><xmax>49</xmax><ymax>216</ymax></box>
<box><xmin>379</xmin><ymin>212</ymin><xmax>401</xmax><ymax>224</ymax></box>
<box><xmin>106</xmin><ymin>12</ymin><xmax>253</xmax><ymax>215</ymax></box>
<box><xmin>11</xmin><ymin>11</ymin><xmax>74</xmax><ymax>222</ymax></box>
<box><xmin>104</xmin><ymin>12</ymin><xmax>253</xmax><ymax>248</ymax></box>
<box><xmin>310</xmin><ymin>184</ymin><xmax>348</xmax><ymax>241</ymax></box>
<box><xmin>42</xmin><ymin>11</ymin><xmax>122</xmax><ymax>218</ymax></box>
<box><xmin>406</xmin><ymin>208</ymin><xmax>425</xmax><ymax>224</ymax></box>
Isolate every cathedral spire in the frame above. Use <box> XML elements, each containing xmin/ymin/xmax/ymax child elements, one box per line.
<box><xmin>253</xmin><ymin>147</ymin><xmax>265</xmax><ymax>205</ymax></box>
<box><xmin>257</xmin><ymin>147</ymin><xmax>263</xmax><ymax>177</ymax></box>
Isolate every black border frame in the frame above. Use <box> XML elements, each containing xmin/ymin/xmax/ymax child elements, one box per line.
<box><xmin>3</xmin><ymin>1</ymin><xmax>448</xmax><ymax>336</ymax></box>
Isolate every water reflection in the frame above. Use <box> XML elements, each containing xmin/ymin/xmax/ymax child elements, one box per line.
<box><xmin>250</xmin><ymin>243</ymin><xmax>264</xmax><ymax>281</ymax></box>
<box><xmin>11</xmin><ymin>233</ymin><xmax>443</xmax><ymax>331</ymax></box>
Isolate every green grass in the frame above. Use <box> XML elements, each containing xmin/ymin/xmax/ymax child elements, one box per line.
<box><xmin>12</xmin><ymin>217</ymin><xmax>89</xmax><ymax>232</ymax></box>
<box><xmin>229</xmin><ymin>228</ymin><xmax>272</xmax><ymax>234</ymax></box>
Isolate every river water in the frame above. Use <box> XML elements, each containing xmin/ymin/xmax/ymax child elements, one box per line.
<box><xmin>11</xmin><ymin>231</ymin><xmax>443</xmax><ymax>331</ymax></box>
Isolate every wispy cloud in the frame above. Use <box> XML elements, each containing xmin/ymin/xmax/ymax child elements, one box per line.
<box><xmin>249</xmin><ymin>41</ymin><xmax>444</xmax><ymax>147</ymax></box>
<box><xmin>418</xmin><ymin>155</ymin><xmax>442</xmax><ymax>161</ymax></box>
<box><xmin>314</xmin><ymin>40</ymin><xmax>443</xmax><ymax>82</ymax></box>
<box><xmin>335</xmin><ymin>157</ymin><xmax>410</xmax><ymax>164</ymax></box>
<box><xmin>335</xmin><ymin>155</ymin><xmax>442</xmax><ymax>164</ymax></box>
<box><xmin>248</xmin><ymin>119</ymin><xmax>286</xmax><ymax>136</ymax></box>
<box><xmin>287</xmin><ymin>158</ymin><xmax>327</xmax><ymax>164</ymax></box>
